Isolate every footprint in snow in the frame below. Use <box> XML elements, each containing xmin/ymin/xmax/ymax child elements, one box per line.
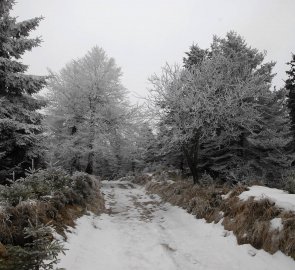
<box><xmin>184</xmin><ymin>253</ymin><xmax>201</xmax><ymax>265</ymax></box>
<box><xmin>248</xmin><ymin>249</ymin><xmax>256</xmax><ymax>257</ymax></box>
<box><xmin>161</xmin><ymin>243</ymin><xmax>177</xmax><ymax>252</ymax></box>
<box><xmin>222</xmin><ymin>231</ymin><xmax>231</xmax><ymax>237</ymax></box>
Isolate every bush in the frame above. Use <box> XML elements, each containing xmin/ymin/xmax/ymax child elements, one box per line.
<box><xmin>0</xmin><ymin>183</ymin><xmax>34</xmax><ymax>206</ymax></box>
<box><xmin>0</xmin><ymin>168</ymin><xmax>72</xmax><ymax>206</ymax></box>
<box><xmin>0</xmin><ymin>168</ymin><xmax>103</xmax><ymax>269</ymax></box>
<box><xmin>200</xmin><ymin>172</ymin><xmax>214</xmax><ymax>186</ymax></box>
<box><xmin>1</xmin><ymin>220</ymin><xmax>64</xmax><ymax>270</ymax></box>
<box><xmin>282</xmin><ymin>169</ymin><xmax>295</xmax><ymax>194</ymax></box>
<box><xmin>21</xmin><ymin>168</ymin><xmax>72</xmax><ymax>197</ymax></box>
<box><xmin>71</xmin><ymin>172</ymin><xmax>95</xmax><ymax>199</ymax></box>
<box><xmin>0</xmin><ymin>168</ymin><xmax>98</xmax><ymax>207</ymax></box>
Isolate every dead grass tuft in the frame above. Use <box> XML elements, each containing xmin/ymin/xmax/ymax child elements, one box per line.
<box><xmin>133</xmin><ymin>174</ymin><xmax>152</xmax><ymax>185</ymax></box>
<box><xmin>143</xmin><ymin>173</ymin><xmax>295</xmax><ymax>260</ymax></box>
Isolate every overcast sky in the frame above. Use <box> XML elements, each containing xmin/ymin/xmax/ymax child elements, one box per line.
<box><xmin>12</xmin><ymin>0</ymin><xmax>295</xmax><ymax>103</ymax></box>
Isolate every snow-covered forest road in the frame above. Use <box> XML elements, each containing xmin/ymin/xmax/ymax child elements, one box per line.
<box><xmin>58</xmin><ymin>181</ymin><xmax>295</xmax><ymax>270</ymax></box>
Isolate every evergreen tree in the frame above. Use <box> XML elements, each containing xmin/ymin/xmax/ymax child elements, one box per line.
<box><xmin>151</xmin><ymin>32</ymin><xmax>292</xmax><ymax>184</ymax></box>
<box><xmin>183</xmin><ymin>44</ymin><xmax>211</xmax><ymax>69</ymax></box>
<box><xmin>0</xmin><ymin>0</ymin><xmax>47</xmax><ymax>183</ymax></box>
<box><xmin>286</xmin><ymin>54</ymin><xmax>295</xmax><ymax>148</ymax></box>
<box><xmin>246</xmin><ymin>89</ymin><xmax>293</xmax><ymax>185</ymax></box>
<box><xmin>131</xmin><ymin>122</ymin><xmax>158</xmax><ymax>170</ymax></box>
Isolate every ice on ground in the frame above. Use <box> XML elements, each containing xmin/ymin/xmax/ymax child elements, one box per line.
<box><xmin>239</xmin><ymin>185</ymin><xmax>295</xmax><ymax>212</ymax></box>
<box><xmin>57</xmin><ymin>182</ymin><xmax>295</xmax><ymax>270</ymax></box>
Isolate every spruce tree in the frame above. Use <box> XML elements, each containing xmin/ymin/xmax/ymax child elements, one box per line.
<box><xmin>286</xmin><ymin>54</ymin><xmax>295</xmax><ymax>148</ymax></box>
<box><xmin>152</xmin><ymin>32</ymin><xmax>291</xmax><ymax>184</ymax></box>
<box><xmin>0</xmin><ymin>0</ymin><xmax>47</xmax><ymax>183</ymax></box>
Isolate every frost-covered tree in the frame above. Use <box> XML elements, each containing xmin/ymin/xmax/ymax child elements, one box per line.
<box><xmin>183</xmin><ymin>44</ymin><xmax>211</xmax><ymax>69</ymax></box>
<box><xmin>206</xmin><ymin>33</ymin><xmax>292</xmax><ymax>183</ymax></box>
<box><xmin>245</xmin><ymin>89</ymin><xmax>293</xmax><ymax>184</ymax></box>
<box><xmin>47</xmin><ymin>47</ymin><xmax>132</xmax><ymax>176</ymax></box>
<box><xmin>0</xmin><ymin>1</ymin><xmax>47</xmax><ymax>183</ymax></box>
<box><xmin>129</xmin><ymin>121</ymin><xmax>159</xmax><ymax>171</ymax></box>
<box><xmin>286</xmin><ymin>54</ymin><xmax>295</xmax><ymax>149</ymax></box>
<box><xmin>150</xmin><ymin>32</ymin><xmax>291</xmax><ymax>184</ymax></box>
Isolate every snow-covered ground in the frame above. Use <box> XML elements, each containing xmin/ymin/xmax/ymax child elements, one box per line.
<box><xmin>239</xmin><ymin>185</ymin><xmax>295</xmax><ymax>212</ymax></box>
<box><xmin>57</xmin><ymin>181</ymin><xmax>295</xmax><ymax>270</ymax></box>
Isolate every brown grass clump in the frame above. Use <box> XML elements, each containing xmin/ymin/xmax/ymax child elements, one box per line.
<box><xmin>278</xmin><ymin>212</ymin><xmax>295</xmax><ymax>258</ymax></box>
<box><xmin>222</xmin><ymin>198</ymin><xmax>279</xmax><ymax>251</ymax></box>
<box><xmin>133</xmin><ymin>174</ymin><xmax>153</xmax><ymax>185</ymax></box>
<box><xmin>143</xmin><ymin>172</ymin><xmax>295</xmax><ymax>260</ymax></box>
<box><xmin>146</xmin><ymin>178</ymin><xmax>229</xmax><ymax>222</ymax></box>
<box><xmin>221</xmin><ymin>197</ymin><xmax>295</xmax><ymax>259</ymax></box>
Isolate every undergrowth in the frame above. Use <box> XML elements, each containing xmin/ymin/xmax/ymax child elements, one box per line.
<box><xmin>140</xmin><ymin>171</ymin><xmax>295</xmax><ymax>260</ymax></box>
<box><xmin>0</xmin><ymin>168</ymin><xmax>105</xmax><ymax>270</ymax></box>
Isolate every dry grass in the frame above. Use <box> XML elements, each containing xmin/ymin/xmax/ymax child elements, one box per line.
<box><xmin>0</xmin><ymin>186</ymin><xmax>105</xmax><ymax>246</ymax></box>
<box><xmin>221</xmin><ymin>196</ymin><xmax>295</xmax><ymax>258</ymax></box>
<box><xmin>142</xmin><ymin>173</ymin><xmax>295</xmax><ymax>260</ymax></box>
<box><xmin>146</xmin><ymin>179</ymin><xmax>230</xmax><ymax>222</ymax></box>
<box><xmin>133</xmin><ymin>174</ymin><xmax>153</xmax><ymax>185</ymax></box>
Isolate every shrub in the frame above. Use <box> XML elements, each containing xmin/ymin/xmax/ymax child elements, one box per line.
<box><xmin>0</xmin><ymin>183</ymin><xmax>34</xmax><ymax>206</ymax></box>
<box><xmin>71</xmin><ymin>172</ymin><xmax>95</xmax><ymax>199</ymax></box>
<box><xmin>0</xmin><ymin>168</ymin><xmax>98</xmax><ymax>207</ymax></box>
<box><xmin>200</xmin><ymin>172</ymin><xmax>214</xmax><ymax>186</ymax></box>
<box><xmin>0</xmin><ymin>168</ymin><xmax>103</xmax><ymax>269</ymax></box>
<box><xmin>0</xmin><ymin>168</ymin><xmax>73</xmax><ymax>207</ymax></box>
<box><xmin>1</xmin><ymin>220</ymin><xmax>65</xmax><ymax>270</ymax></box>
<box><xmin>282</xmin><ymin>169</ymin><xmax>295</xmax><ymax>194</ymax></box>
<box><xmin>22</xmin><ymin>168</ymin><xmax>72</xmax><ymax>197</ymax></box>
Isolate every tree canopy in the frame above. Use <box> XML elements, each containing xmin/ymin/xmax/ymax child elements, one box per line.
<box><xmin>150</xmin><ymin>32</ymin><xmax>292</xmax><ymax>184</ymax></box>
<box><xmin>47</xmin><ymin>46</ymin><xmax>137</xmax><ymax>177</ymax></box>
<box><xmin>0</xmin><ymin>0</ymin><xmax>47</xmax><ymax>183</ymax></box>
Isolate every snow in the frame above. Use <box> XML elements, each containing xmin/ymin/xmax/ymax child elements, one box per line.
<box><xmin>222</xmin><ymin>191</ymin><xmax>232</xmax><ymax>200</ymax></box>
<box><xmin>0</xmin><ymin>205</ymin><xmax>6</xmax><ymax>213</ymax></box>
<box><xmin>166</xmin><ymin>179</ymin><xmax>175</xmax><ymax>184</ymax></box>
<box><xmin>19</xmin><ymin>199</ymin><xmax>37</xmax><ymax>206</ymax></box>
<box><xmin>57</xmin><ymin>181</ymin><xmax>295</xmax><ymax>270</ymax></box>
<box><xmin>239</xmin><ymin>185</ymin><xmax>295</xmax><ymax>212</ymax></box>
<box><xmin>270</xmin><ymin>218</ymin><xmax>283</xmax><ymax>231</ymax></box>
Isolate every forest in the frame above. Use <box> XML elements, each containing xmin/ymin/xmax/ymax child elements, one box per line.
<box><xmin>0</xmin><ymin>1</ymin><xmax>295</xmax><ymax>269</ymax></box>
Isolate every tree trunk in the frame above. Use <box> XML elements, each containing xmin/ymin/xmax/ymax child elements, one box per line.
<box><xmin>183</xmin><ymin>133</ymin><xmax>200</xmax><ymax>184</ymax></box>
<box><xmin>71</xmin><ymin>155</ymin><xmax>81</xmax><ymax>173</ymax></box>
<box><xmin>179</xmin><ymin>155</ymin><xmax>184</xmax><ymax>174</ymax></box>
<box><xmin>86</xmin><ymin>98</ymin><xmax>95</xmax><ymax>175</ymax></box>
<box><xmin>85</xmin><ymin>151</ymin><xmax>94</xmax><ymax>174</ymax></box>
<box><xmin>184</xmin><ymin>151</ymin><xmax>199</xmax><ymax>184</ymax></box>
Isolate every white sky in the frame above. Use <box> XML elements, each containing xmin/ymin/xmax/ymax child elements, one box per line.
<box><xmin>12</xmin><ymin>0</ymin><xmax>295</xmax><ymax>103</ymax></box>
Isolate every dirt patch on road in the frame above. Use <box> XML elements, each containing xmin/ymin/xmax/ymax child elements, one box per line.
<box><xmin>129</xmin><ymin>194</ymin><xmax>161</xmax><ymax>222</ymax></box>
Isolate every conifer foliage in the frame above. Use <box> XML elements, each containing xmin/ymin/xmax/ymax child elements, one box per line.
<box><xmin>286</xmin><ymin>54</ymin><xmax>295</xmax><ymax>148</ymax></box>
<box><xmin>150</xmin><ymin>32</ymin><xmax>292</xmax><ymax>184</ymax></box>
<box><xmin>0</xmin><ymin>0</ymin><xmax>47</xmax><ymax>183</ymax></box>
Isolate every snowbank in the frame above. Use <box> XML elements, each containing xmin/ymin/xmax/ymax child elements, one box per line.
<box><xmin>239</xmin><ymin>185</ymin><xmax>295</xmax><ymax>212</ymax></box>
